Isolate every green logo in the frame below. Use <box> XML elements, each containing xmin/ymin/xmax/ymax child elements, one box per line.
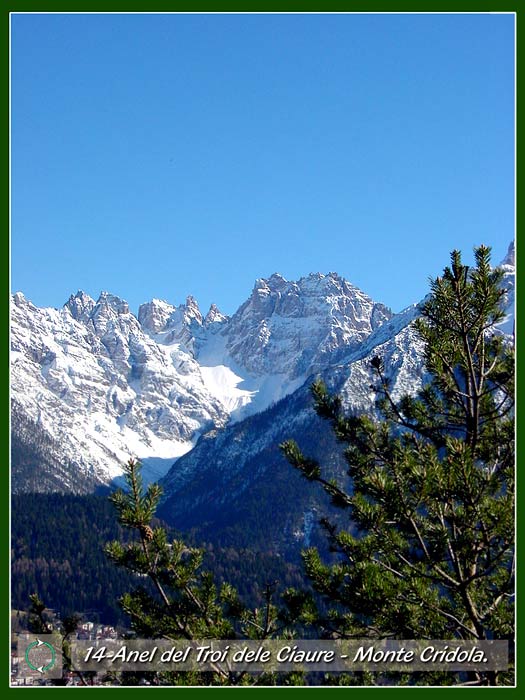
<box><xmin>24</xmin><ymin>639</ymin><xmax>56</xmax><ymax>673</ymax></box>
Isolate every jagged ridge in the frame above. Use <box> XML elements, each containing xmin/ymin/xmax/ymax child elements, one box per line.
<box><xmin>11</xmin><ymin>270</ymin><xmax>395</xmax><ymax>491</ymax></box>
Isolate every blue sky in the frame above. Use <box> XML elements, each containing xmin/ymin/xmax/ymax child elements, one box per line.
<box><xmin>11</xmin><ymin>12</ymin><xmax>515</xmax><ymax>316</ymax></box>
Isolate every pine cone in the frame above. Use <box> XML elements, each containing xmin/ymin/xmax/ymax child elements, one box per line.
<box><xmin>140</xmin><ymin>525</ymin><xmax>154</xmax><ymax>541</ymax></box>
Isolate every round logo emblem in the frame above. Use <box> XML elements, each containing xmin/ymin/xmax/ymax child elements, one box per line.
<box><xmin>24</xmin><ymin>639</ymin><xmax>56</xmax><ymax>673</ymax></box>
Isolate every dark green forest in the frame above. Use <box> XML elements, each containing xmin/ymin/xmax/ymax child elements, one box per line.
<box><xmin>11</xmin><ymin>493</ymin><xmax>308</xmax><ymax>627</ymax></box>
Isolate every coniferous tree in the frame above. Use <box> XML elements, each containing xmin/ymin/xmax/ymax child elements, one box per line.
<box><xmin>281</xmin><ymin>246</ymin><xmax>514</xmax><ymax>686</ymax></box>
<box><xmin>105</xmin><ymin>458</ymin><xmax>313</xmax><ymax>686</ymax></box>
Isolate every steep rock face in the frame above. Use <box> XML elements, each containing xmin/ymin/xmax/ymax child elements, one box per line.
<box><xmin>138</xmin><ymin>296</ymin><xmax>205</xmax><ymax>353</ymax></box>
<box><xmin>222</xmin><ymin>272</ymin><xmax>392</xmax><ymax>378</ymax></box>
<box><xmin>137</xmin><ymin>298</ymin><xmax>177</xmax><ymax>335</ymax></box>
<box><xmin>11</xmin><ymin>291</ymin><xmax>228</xmax><ymax>490</ymax></box>
<box><xmin>204</xmin><ymin>304</ymin><xmax>228</xmax><ymax>327</ymax></box>
<box><xmin>65</xmin><ymin>290</ymin><xmax>96</xmax><ymax>323</ymax></box>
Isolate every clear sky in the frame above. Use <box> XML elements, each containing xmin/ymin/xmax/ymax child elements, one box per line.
<box><xmin>11</xmin><ymin>12</ymin><xmax>515</xmax><ymax>316</ymax></box>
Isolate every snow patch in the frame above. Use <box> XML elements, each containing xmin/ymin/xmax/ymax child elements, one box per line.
<box><xmin>199</xmin><ymin>364</ymin><xmax>255</xmax><ymax>414</ymax></box>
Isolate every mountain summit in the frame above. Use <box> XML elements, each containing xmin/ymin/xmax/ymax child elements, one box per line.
<box><xmin>10</xmin><ymin>249</ymin><xmax>514</xmax><ymax>494</ymax></box>
<box><xmin>222</xmin><ymin>272</ymin><xmax>392</xmax><ymax>378</ymax></box>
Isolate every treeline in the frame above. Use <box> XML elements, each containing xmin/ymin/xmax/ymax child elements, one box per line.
<box><xmin>11</xmin><ymin>402</ymin><xmax>103</xmax><ymax>494</ymax></box>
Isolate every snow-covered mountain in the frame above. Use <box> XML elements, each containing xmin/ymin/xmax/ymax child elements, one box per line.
<box><xmin>221</xmin><ymin>272</ymin><xmax>392</xmax><ymax>377</ymax></box>
<box><xmin>11</xmin><ymin>244</ymin><xmax>514</xmax><ymax>495</ymax></box>
<box><xmin>195</xmin><ymin>272</ymin><xmax>392</xmax><ymax>420</ymax></box>
<box><xmin>11</xmin><ymin>291</ymin><xmax>230</xmax><ymax>489</ymax></box>
<box><xmin>11</xmin><ymin>271</ymin><xmax>394</xmax><ymax>492</ymax></box>
<box><xmin>159</xmin><ymin>296</ymin><xmax>425</xmax><ymax>511</ymax></box>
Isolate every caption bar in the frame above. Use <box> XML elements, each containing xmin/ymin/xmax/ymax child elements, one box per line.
<box><xmin>71</xmin><ymin>639</ymin><xmax>508</xmax><ymax>673</ymax></box>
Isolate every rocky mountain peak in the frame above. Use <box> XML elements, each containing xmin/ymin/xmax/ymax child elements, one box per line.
<box><xmin>501</xmin><ymin>240</ymin><xmax>515</xmax><ymax>268</ymax></box>
<box><xmin>95</xmin><ymin>292</ymin><xmax>130</xmax><ymax>315</ymax></box>
<box><xmin>12</xmin><ymin>291</ymin><xmax>29</xmax><ymax>309</ymax></box>
<box><xmin>138</xmin><ymin>298</ymin><xmax>176</xmax><ymax>334</ymax></box>
<box><xmin>265</xmin><ymin>272</ymin><xmax>287</xmax><ymax>289</ymax></box>
<box><xmin>204</xmin><ymin>303</ymin><xmax>228</xmax><ymax>326</ymax></box>
<box><xmin>183</xmin><ymin>295</ymin><xmax>203</xmax><ymax>326</ymax></box>
<box><xmin>87</xmin><ymin>292</ymin><xmax>137</xmax><ymax>340</ymax></box>
<box><xmin>64</xmin><ymin>290</ymin><xmax>96</xmax><ymax>322</ymax></box>
<box><xmin>222</xmin><ymin>271</ymin><xmax>393</xmax><ymax>378</ymax></box>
